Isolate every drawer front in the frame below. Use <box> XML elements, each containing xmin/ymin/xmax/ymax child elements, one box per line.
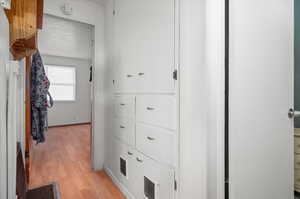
<box><xmin>295</xmin><ymin>136</ymin><xmax>300</xmax><ymax>154</ymax></box>
<box><xmin>296</xmin><ymin>169</ymin><xmax>300</xmax><ymax>188</ymax></box>
<box><xmin>296</xmin><ymin>154</ymin><xmax>300</xmax><ymax>170</ymax></box>
<box><xmin>136</xmin><ymin>95</ymin><xmax>176</xmax><ymax>130</ymax></box>
<box><xmin>136</xmin><ymin>123</ymin><xmax>175</xmax><ymax>166</ymax></box>
<box><xmin>296</xmin><ymin>128</ymin><xmax>300</xmax><ymax>137</ymax></box>
<box><xmin>114</xmin><ymin>96</ymin><xmax>135</xmax><ymax>118</ymax></box>
<box><xmin>113</xmin><ymin>118</ymin><xmax>135</xmax><ymax>146</ymax></box>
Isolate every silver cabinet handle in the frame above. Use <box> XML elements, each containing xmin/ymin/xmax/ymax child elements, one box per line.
<box><xmin>147</xmin><ymin>136</ymin><xmax>155</xmax><ymax>141</ymax></box>
<box><xmin>146</xmin><ymin>107</ymin><xmax>155</xmax><ymax>111</ymax></box>
<box><xmin>128</xmin><ymin>151</ymin><xmax>133</xmax><ymax>156</ymax></box>
<box><xmin>136</xmin><ymin>157</ymin><xmax>143</xmax><ymax>163</ymax></box>
<box><xmin>138</xmin><ymin>72</ymin><xmax>145</xmax><ymax>76</ymax></box>
<box><xmin>127</xmin><ymin>74</ymin><xmax>133</xmax><ymax>78</ymax></box>
<box><xmin>120</xmin><ymin>103</ymin><xmax>125</xmax><ymax>106</ymax></box>
<box><xmin>120</xmin><ymin>125</ymin><xmax>125</xmax><ymax>129</ymax></box>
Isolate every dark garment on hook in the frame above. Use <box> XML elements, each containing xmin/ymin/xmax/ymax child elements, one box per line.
<box><xmin>31</xmin><ymin>51</ymin><xmax>53</xmax><ymax>144</ymax></box>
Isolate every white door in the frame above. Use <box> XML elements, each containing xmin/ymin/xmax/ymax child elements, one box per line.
<box><xmin>229</xmin><ymin>0</ymin><xmax>294</xmax><ymax>199</ymax></box>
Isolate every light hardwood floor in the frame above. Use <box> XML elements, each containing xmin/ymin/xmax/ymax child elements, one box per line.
<box><xmin>29</xmin><ymin>124</ymin><xmax>126</xmax><ymax>199</ymax></box>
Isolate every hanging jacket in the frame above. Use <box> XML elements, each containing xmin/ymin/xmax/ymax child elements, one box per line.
<box><xmin>31</xmin><ymin>51</ymin><xmax>53</xmax><ymax>144</ymax></box>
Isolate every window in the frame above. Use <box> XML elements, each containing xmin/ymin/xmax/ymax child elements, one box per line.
<box><xmin>45</xmin><ymin>65</ymin><xmax>76</xmax><ymax>101</ymax></box>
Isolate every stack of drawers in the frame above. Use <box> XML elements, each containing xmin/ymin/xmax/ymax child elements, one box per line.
<box><xmin>112</xmin><ymin>95</ymin><xmax>177</xmax><ymax>199</ymax></box>
<box><xmin>295</xmin><ymin>128</ymin><xmax>300</xmax><ymax>192</ymax></box>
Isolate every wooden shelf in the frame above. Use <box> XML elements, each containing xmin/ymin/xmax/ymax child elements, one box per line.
<box><xmin>4</xmin><ymin>0</ymin><xmax>44</xmax><ymax>60</ymax></box>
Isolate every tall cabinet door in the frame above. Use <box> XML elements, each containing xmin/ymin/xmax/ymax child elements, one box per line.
<box><xmin>229</xmin><ymin>0</ymin><xmax>293</xmax><ymax>199</ymax></box>
<box><xmin>113</xmin><ymin>0</ymin><xmax>138</xmax><ymax>93</ymax></box>
<box><xmin>114</xmin><ymin>0</ymin><xmax>175</xmax><ymax>93</ymax></box>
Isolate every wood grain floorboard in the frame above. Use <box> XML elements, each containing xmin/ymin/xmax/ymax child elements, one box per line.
<box><xmin>29</xmin><ymin>124</ymin><xmax>126</xmax><ymax>199</ymax></box>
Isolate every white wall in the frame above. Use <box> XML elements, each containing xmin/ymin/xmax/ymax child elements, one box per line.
<box><xmin>39</xmin><ymin>14</ymin><xmax>93</xmax><ymax>60</ymax></box>
<box><xmin>43</xmin><ymin>55</ymin><xmax>92</xmax><ymax>126</ymax></box>
<box><xmin>44</xmin><ymin>0</ymin><xmax>106</xmax><ymax>170</ymax></box>
<box><xmin>0</xmin><ymin>8</ymin><xmax>9</xmax><ymax>199</ymax></box>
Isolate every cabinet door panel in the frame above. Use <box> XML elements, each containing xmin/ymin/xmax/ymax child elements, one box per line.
<box><xmin>113</xmin><ymin>0</ymin><xmax>138</xmax><ymax>93</ymax></box>
<box><xmin>114</xmin><ymin>0</ymin><xmax>175</xmax><ymax>93</ymax></box>
<box><xmin>131</xmin><ymin>152</ymin><xmax>146</xmax><ymax>199</ymax></box>
<box><xmin>142</xmin><ymin>156</ymin><xmax>175</xmax><ymax>199</ymax></box>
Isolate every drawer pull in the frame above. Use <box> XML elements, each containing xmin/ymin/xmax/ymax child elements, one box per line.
<box><xmin>138</xmin><ymin>72</ymin><xmax>145</xmax><ymax>76</ymax></box>
<box><xmin>136</xmin><ymin>157</ymin><xmax>143</xmax><ymax>163</ymax></box>
<box><xmin>120</xmin><ymin>103</ymin><xmax>126</xmax><ymax>106</ymax></box>
<box><xmin>128</xmin><ymin>151</ymin><xmax>133</xmax><ymax>156</ymax></box>
<box><xmin>147</xmin><ymin>136</ymin><xmax>155</xmax><ymax>141</ymax></box>
<box><xmin>127</xmin><ymin>74</ymin><xmax>133</xmax><ymax>78</ymax></box>
<box><xmin>146</xmin><ymin>107</ymin><xmax>155</xmax><ymax>111</ymax></box>
<box><xmin>120</xmin><ymin>125</ymin><xmax>125</xmax><ymax>129</ymax></box>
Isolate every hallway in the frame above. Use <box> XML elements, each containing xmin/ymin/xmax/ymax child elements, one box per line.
<box><xmin>29</xmin><ymin>124</ymin><xmax>125</xmax><ymax>199</ymax></box>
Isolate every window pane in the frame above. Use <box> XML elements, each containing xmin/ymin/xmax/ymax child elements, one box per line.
<box><xmin>49</xmin><ymin>85</ymin><xmax>75</xmax><ymax>101</ymax></box>
<box><xmin>46</xmin><ymin>65</ymin><xmax>75</xmax><ymax>84</ymax></box>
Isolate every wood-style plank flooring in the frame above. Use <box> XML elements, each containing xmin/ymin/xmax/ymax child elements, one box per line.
<box><xmin>29</xmin><ymin>124</ymin><xmax>126</xmax><ymax>199</ymax></box>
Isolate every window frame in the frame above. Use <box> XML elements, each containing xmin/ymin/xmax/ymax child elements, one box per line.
<box><xmin>44</xmin><ymin>64</ymin><xmax>77</xmax><ymax>102</ymax></box>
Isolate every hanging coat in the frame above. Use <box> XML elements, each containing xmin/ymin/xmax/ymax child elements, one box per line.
<box><xmin>31</xmin><ymin>51</ymin><xmax>53</xmax><ymax>144</ymax></box>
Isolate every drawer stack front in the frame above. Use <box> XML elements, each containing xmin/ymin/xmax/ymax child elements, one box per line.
<box><xmin>112</xmin><ymin>94</ymin><xmax>177</xmax><ymax>198</ymax></box>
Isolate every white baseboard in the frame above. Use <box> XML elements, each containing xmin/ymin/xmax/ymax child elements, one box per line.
<box><xmin>104</xmin><ymin>167</ymin><xmax>136</xmax><ymax>199</ymax></box>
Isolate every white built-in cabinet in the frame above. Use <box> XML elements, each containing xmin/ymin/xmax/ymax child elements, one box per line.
<box><xmin>110</xmin><ymin>0</ymin><xmax>178</xmax><ymax>198</ymax></box>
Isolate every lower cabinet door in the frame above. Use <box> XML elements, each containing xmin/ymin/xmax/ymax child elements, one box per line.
<box><xmin>130</xmin><ymin>151</ymin><xmax>175</xmax><ymax>199</ymax></box>
<box><xmin>142</xmin><ymin>156</ymin><xmax>175</xmax><ymax>199</ymax></box>
<box><xmin>112</xmin><ymin>140</ymin><xmax>175</xmax><ymax>199</ymax></box>
<box><xmin>112</xmin><ymin>139</ymin><xmax>127</xmax><ymax>185</ymax></box>
<box><xmin>130</xmin><ymin>152</ymin><xmax>145</xmax><ymax>199</ymax></box>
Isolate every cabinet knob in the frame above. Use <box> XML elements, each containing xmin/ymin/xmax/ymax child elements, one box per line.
<box><xmin>136</xmin><ymin>157</ymin><xmax>143</xmax><ymax>163</ymax></box>
<box><xmin>146</xmin><ymin>107</ymin><xmax>155</xmax><ymax>111</ymax></box>
<box><xmin>127</xmin><ymin>74</ymin><xmax>133</xmax><ymax>78</ymax></box>
<box><xmin>120</xmin><ymin>103</ymin><xmax>126</xmax><ymax>106</ymax></box>
<box><xmin>120</xmin><ymin>125</ymin><xmax>125</xmax><ymax>129</ymax></box>
<box><xmin>147</xmin><ymin>136</ymin><xmax>155</xmax><ymax>141</ymax></box>
<box><xmin>128</xmin><ymin>151</ymin><xmax>133</xmax><ymax>156</ymax></box>
<box><xmin>138</xmin><ymin>72</ymin><xmax>145</xmax><ymax>76</ymax></box>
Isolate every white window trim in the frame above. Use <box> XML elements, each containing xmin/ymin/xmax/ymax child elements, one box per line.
<box><xmin>45</xmin><ymin>64</ymin><xmax>77</xmax><ymax>102</ymax></box>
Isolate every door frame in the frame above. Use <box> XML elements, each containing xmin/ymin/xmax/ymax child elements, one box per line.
<box><xmin>43</xmin><ymin>1</ymin><xmax>106</xmax><ymax>170</ymax></box>
<box><xmin>225</xmin><ymin>0</ymin><xmax>229</xmax><ymax>198</ymax></box>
